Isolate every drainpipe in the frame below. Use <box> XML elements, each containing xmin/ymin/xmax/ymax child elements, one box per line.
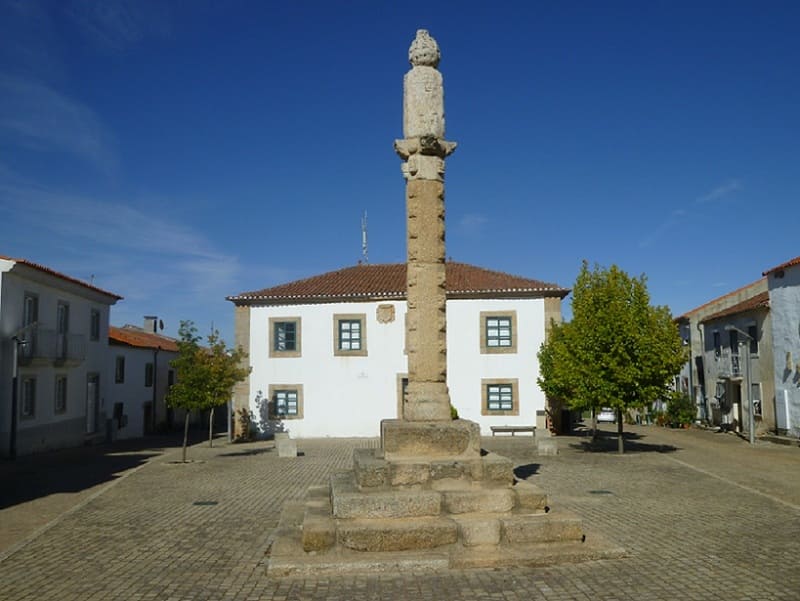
<box><xmin>152</xmin><ymin>347</ymin><xmax>159</xmax><ymax>433</ymax></box>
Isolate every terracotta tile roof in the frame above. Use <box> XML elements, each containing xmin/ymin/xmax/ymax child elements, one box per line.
<box><xmin>109</xmin><ymin>326</ymin><xmax>179</xmax><ymax>352</ymax></box>
<box><xmin>0</xmin><ymin>254</ymin><xmax>123</xmax><ymax>301</ymax></box>
<box><xmin>763</xmin><ymin>256</ymin><xmax>800</xmax><ymax>276</ymax></box>
<box><xmin>228</xmin><ymin>262</ymin><xmax>569</xmax><ymax>304</ymax></box>
<box><xmin>700</xmin><ymin>291</ymin><xmax>770</xmax><ymax>323</ymax></box>
<box><xmin>676</xmin><ymin>277</ymin><xmax>766</xmax><ymax>320</ymax></box>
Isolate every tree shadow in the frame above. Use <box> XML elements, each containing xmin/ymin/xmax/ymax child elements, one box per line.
<box><xmin>255</xmin><ymin>390</ymin><xmax>288</xmax><ymax>440</ymax></box>
<box><xmin>568</xmin><ymin>429</ymin><xmax>678</xmax><ymax>454</ymax></box>
<box><xmin>218</xmin><ymin>447</ymin><xmax>272</xmax><ymax>458</ymax></box>
<box><xmin>513</xmin><ymin>463</ymin><xmax>540</xmax><ymax>479</ymax></box>
<box><xmin>0</xmin><ymin>434</ymin><xmax>188</xmax><ymax>510</ymax></box>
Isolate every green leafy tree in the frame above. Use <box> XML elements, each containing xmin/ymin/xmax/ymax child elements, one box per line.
<box><xmin>538</xmin><ymin>261</ymin><xmax>686</xmax><ymax>453</ymax></box>
<box><xmin>166</xmin><ymin>321</ymin><xmax>250</xmax><ymax>462</ymax></box>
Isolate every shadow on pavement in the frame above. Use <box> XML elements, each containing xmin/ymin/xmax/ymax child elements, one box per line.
<box><xmin>218</xmin><ymin>446</ymin><xmax>273</xmax><ymax>458</ymax></box>
<box><xmin>568</xmin><ymin>428</ymin><xmax>678</xmax><ymax>454</ymax></box>
<box><xmin>513</xmin><ymin>463</ymin><xmax>540</xmax><ymax>479</ymax></box>
<box><xmin>0</xmin><ymin>433</ymin><xmax>194</xmax><ymax>510</ymax></box>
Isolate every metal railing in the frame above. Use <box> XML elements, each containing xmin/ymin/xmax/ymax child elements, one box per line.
<box><xmin>716</xmin><ymin>348</ymin><xmax>742</xmax><ymax>378</ymax></box>
<box><xmin>17</xmin><ymin>323</ymin><xmax>86</xmax><ymax>366</ymax></box>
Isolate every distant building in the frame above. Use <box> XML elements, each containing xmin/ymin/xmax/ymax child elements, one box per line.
<box><xmin>227</xmin><ymin>262</ymin><xmax>568</xmax><ymax>438</ymax></box>
<box><xmin>108</xmin><ymin>318</ymin><xmax>179</xmax><ymax>438</ymax></box>
<box><xmin>763</xmin><ymin>256</ymin><xmax>800</xmax><ymax>437</ymax></box>
<box><xmin>0</xmin><ymin>255</ymin><xmax>122</xmax><ymax>457</ymax></box>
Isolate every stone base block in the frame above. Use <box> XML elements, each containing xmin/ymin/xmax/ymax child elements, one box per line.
<box><xmin>501</xmin><ymin>510</ymin><xmax>583</xmax><ymax>544</ymax></box>
<box><xmin>381</xmin><ymin>419</ymin><xmax>481</xmax><ymax>461</ymax></box>
<box><xmin>513</xmin><ymin>480</ymin><xmax>548</xmax><ymax>512</ymax></box>
<box><xmin>537</xmin><ymin>438</ymin><xmax>558</xmax><ymax>456</ymax></box>
<box><xmin>453</xmin><ymin>515</ymin><xmax>501</xmax><ymax>546</ymax></box>
<box><xmin>481</xmin><ymin>452</ymin><xmax>515</xmax><ymax>485</ymax></box>
<box><xmin>275</xmin><ymin>433</ymin><xmax>297</xmax><ymax>458</ymax></box>
<box><xmin>442</xmin><ymin>487</ymin><xmax>514</xmax><ymax>514</ymax></box>
<box><xmin>331</xmin><ymin>471</ymin><xmax>441</xmax><ymax>519</ymax></box>
<box><xmin>337</xmin><ymin>516</ymin><xmax>458</xmax><ymax>552</ymax></box>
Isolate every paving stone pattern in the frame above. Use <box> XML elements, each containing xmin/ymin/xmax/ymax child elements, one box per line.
<box><xmin>1</xmin><ymin>427</ymin><xmax>799</xmax><ymax>600</ymax></box>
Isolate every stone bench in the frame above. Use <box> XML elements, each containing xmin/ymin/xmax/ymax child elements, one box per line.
<box><xmin>490</xmin><ymin>426</ymin><xmax>535</xmax><ymax>437</ymax></box>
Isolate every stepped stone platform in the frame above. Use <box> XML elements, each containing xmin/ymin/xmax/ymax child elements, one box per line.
<box><xmin>266</xmin><ymin>420</ymin><xmax>624</xmax><ymax>576</ymax></box>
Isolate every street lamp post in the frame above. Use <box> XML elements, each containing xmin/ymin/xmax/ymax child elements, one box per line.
<box><xmin>725</xmin><ymin>325</ymin><xmax>755</xmax><ymax>445</ymax></box>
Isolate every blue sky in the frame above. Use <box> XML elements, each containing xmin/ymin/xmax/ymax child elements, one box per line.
<box><xmin>1</xmin><ymin>1</ymin><xmax>798</xmax><ymax>343</ymax></box>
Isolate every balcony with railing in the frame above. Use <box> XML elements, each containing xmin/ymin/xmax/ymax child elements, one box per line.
<box><xmin>17</xmin><ymin>323</ymin><xmax>86</xmax><ymax>367</ymax></box>
<box><xmin>716</xmin><ymin>348</ymin><xmax>742</xmax><ymax>379</ymax></box>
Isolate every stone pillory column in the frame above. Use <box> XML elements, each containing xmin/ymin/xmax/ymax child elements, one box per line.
<box><xmin>395</xmin><ymin>29</ymin><xmax>457</xmax><ymax>422</ymax></box>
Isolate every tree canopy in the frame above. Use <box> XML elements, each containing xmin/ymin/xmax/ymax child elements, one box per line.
<box><xmin>538</xmin><ymin>261</ymin><xmax>686</xmax><ymax>452</ymax></box>
<box><xmin>166</xmin><ymin>321</ymin><xmax>250</xmax><ymax>461</ymax></box>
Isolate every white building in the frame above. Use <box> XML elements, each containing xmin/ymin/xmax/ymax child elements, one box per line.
<box><xmin>0</xmin><ymin>255</ymin><xmax>122</xmax><ymax>457</ymax></box>
<box><xmin>108</xmin><ymin>319</ymin><xmax>179</xmax><ymax>439</ymax></box>
<box><xmin>228</xmin><ymin>262</ymin><xmax>567</xmax><ymax>438</ymax></box>
<box><xmin>764</xmin><ymin>256</ymin><xmax>800</xmax><ymax>437</ymax></box>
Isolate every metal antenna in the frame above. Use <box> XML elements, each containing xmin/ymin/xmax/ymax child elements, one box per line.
<box><xmin>361</xmin><ymin>211</ymin><xmax>369</xmax><ymax>264</ymax></box>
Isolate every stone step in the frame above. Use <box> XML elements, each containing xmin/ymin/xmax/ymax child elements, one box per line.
<box><xmin>442</xmin><ymin>487</ymin><xmax>515</xmax><ymax>514</ymax></box>
<box><xmin>500</xmin><ymin>509</ymin><xmax>584</xmax><ymax>544</ymax></box>
<box><xmin>337</xmin><ymin>516</ymin><xmax>458</xmax><ymax>552</ymax></box>
<box><xmin>331</xmin><ymin>471</ymin><xmax>441</xmax><ymax>519</ymax></box>
<box><xmin>512</xmin><ymin>479</ymin><xmax>548</xmax><ymax>512</ymax></box>
<box><xmin>301</xmin><ymin>488</ymin><xmax>335</xmax><ymax>552</ymax></box>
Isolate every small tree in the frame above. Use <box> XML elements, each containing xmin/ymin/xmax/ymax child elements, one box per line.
<box><xmin>538</xmin><ymin>261</ymin><xmax>686</xmax><ymax>453</ymax></box>
<box><xmin>166</xmin><ymin>321</ymin><xmax>250</xmax><ymax>462</ymax></box>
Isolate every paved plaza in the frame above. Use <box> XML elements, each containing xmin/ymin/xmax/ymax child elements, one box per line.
<box><xmin>1</xmin><ymin>425</ymin><xmax>799</xmax><ymax>600</ymax></box>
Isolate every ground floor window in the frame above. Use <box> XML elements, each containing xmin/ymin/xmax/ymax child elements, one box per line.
<box><xmin>21</xmin><ymin>377</ymin><xmax>36</xmax><ymax>418</ymax></box>
<box><xmin>481</xmin><ymin>378</ymin><xmax>519</xmax><ymax>416</ymax></box>
<box><xmin>268</xmin><ymin>384</ymin><xmax>304</xmax><ymax>420</ymax></box>
<box><xmin>55</xmin><ymin>375</ymin><xmax>68</xmax><ymax>413</ymax></box>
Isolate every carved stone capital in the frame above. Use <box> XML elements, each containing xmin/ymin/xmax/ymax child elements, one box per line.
<box><xmin>394</xmin><ymin>136</ymin><xmax>457</xmax><ymax>159</ymax></box>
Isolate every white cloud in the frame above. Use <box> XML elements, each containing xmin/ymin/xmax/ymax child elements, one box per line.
<box><xmin>696</xmin><ymin>179</ymin><xmax>742</xmax><ymax>203</ymax></box>
<box><xmin>65</xmin><ymin>0</ymin><xmax>171</xmax><ymax>52</ymax></box>
<box><xmin>0</xmin><ymin>75</ymin><xmax>116</xmax><ymax>172</ymax></box>
<box><xmin>456</xmin><ymin>213</ymin><xmax>488</xmax><ymax>236</ymax></box>
<box><xmin>638</xmin><ymin>209</ymin><xmax>686</xmax><ymax>248</ymax></box>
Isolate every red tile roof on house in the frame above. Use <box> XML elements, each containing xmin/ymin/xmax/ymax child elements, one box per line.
<box><xmin>109</xmin><ymin>326</ymin><xmax>179</xmax><ymax>352</ymax></box>
<box><xmin>700</xmin><ymin>291</ymin><xmax>770</xmax><ymax>323</ymax></box>
<box><xmin>676</xmin><ymin>277</ymin><xmax>765</xmax><ymax>320</ymax></box>
<box><xmin>0</xmin><ymin>255</ymin><xmax>123</xmax><ymax>301</ymax></box>
<box><xmin>228</xmin><ymin>262</ymin><xmax>569</xmax><ymax>304</ymax></box>
<box><xmin>763</xmin><ymin>256</ymin><xmax>800</xmax><ymax>276</ymax></box>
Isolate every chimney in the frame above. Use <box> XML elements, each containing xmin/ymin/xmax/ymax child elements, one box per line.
<box><xmin>143</xmin><ymin>316</ymin><xmax>158</xmax><ymax>333</ymax></box>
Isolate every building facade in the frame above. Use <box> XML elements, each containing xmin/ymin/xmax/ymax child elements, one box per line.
<box><xmin>0</xmin><ymin>256</ymin><xmax>122</xmax><ymax>457</ymax></box>
<box><xmin>228</xmin><ymin>262</ymin><xmax>567</xmax><ymax>438</ymax></box>
<box><xmin>764</xmin><ymin>256</ymin><xmax>800</xmax><ymax>437</ymax></box>
<box><xmin>108</xmin><ymin>319</ymin><xmax>179</xmax><ymax>439</ymax></box>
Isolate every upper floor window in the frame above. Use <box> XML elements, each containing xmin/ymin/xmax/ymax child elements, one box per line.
<box><xmin>55</xmin><ymin>375</ymin><xmax>68</xmax><ymax>413</ymax></box>
<box><xmin>90</xmin><ymin>309</ymin><xmax>101</xmax><ymax>341</ymax></box>
<box><xmin>21</xmin><ymin>377</ymin><xmax>36</xmax><ymax>418</ymax></box>
<box><xmin>480</xmin><ymin>311</ymin><xmax>517</xmax><ymax>354</ymax></box>
<box><xmin>145</xmin><ymin>362</ymin><xmax>154</xmax><ymax>387</ymax></box>
<box><xmin>57</xmin><ymin>301</ymin><xmax>69</xmax><ymax>334</ymax></box>
<box><xmin>168</xmin><ymin>370</ymin><xmax>175</xmax><ymax>387</ymax></box>
<box><xmin>728</xmin><ymin>329</ymin><xmax>738</xmax><ymax>355</ymax></box>
<box><xmin>23</xmin><ymin>293</ymin><xmax>38</xmax><ymax>326</ymax></box>
<box><xmin>713</xmin><ymin>331</ymin><xmax>721</xmax><ymax>357</ymax></box>
<box><xmin>269</xmin><ymin>317</ymin><xmax>301</xmax><ymax>358</ymax></box>
<box><xmin>115</xmin><ymin>356</ymin><xmax>125</xmax><ymax>383</ymax></box>
<box><xmin>334</xmin><ymin>314</ymin><xmax>367</xmax><ymax>356</ymax></box>
<box><xmin>748</xmin><ymin>324</ymin><xmax>758</xmax><ymax>354</ymax></box>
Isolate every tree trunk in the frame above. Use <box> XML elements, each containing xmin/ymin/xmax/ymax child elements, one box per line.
<box><xmin>208</xmin><ymin>407</ymin><xmax>215</xmax><ymax>448</ymax></box>
<box><xmin>591</xmin><ymin>408</ymin><xmax>598</xmax><ymax>443</ymax></box>
<box><xmin>182</xmin><ymin>412</ymin><xmax>190</xmax><ymax>463</ymax></box>
<box><xmin>617</xmin><ymin>408</ymin><xmax>624</xmax><ymax>454</ymax></box>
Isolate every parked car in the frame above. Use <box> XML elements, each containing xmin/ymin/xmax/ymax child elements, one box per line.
<box><xmin>597</xmin><ymin>407</ymin><xmax>616</xmax><ymax>423</ymax></box>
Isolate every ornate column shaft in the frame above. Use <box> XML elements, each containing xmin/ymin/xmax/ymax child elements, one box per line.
<box><xmin>395</xmin><ymin>30</ymin><xmax>456</xmax><ymax>422</ymax></box>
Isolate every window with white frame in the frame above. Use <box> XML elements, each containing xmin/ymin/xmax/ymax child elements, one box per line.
<box><xmin>21</xmin><ymin>377</ymin><xmax>36</xmax><ymax>418</ymax></box>
<box><xmin>55</xmin><ymin>375</ymin><xmax>67</xmax><ymax>413</ymax></box>
<box><xmin>480</xmin><ymin>311</ymin><xmax>517</xmax><ymax>354</ymax></box>
<box><xmin>268</xmin><ymin>384</ymin><xmax>304</xmax><ymax>419</ymax></box>
<box><xmin>23</xmin><ymin>293</ymin><xmax>38</xmax><ymax>326</ymax></box>
<box><xmin>90</xmin><ymin>309</ymin><xmax>101</xmax><ymax>341</ymax></box>
<box><xmin>481</xmin><ymin>378</ymin><xmax>520</xmax><ymax>416</ymax></box>
<box><xmin>334</xmin><ymin>314</ymin><xmax>367</xmax><ymax>356</ymax></box>
<box><xmin>269</xmin><ymin>317</ymin><xmax>301</xmax><ymax>357</ymax></box>
<box><xmin>115</xmin><ymin>356</ymin><xmax>125</xmax><ymax>383</ymax></box>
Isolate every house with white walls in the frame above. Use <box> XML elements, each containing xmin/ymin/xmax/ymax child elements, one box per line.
<box><xmin>0</xmin><ymin>255</ymin><xmax>122</xmax><ymax>457</ymax></box>
<box><xmin>108</xmin><ymin>319</ymin><xmax>179</xmax><ymax>439</ymax></box>
<box><xmin>227</xmin><ymin>262</ymin><xmax>568</xmax><ymax>438</ymax></box>
<box><xmin>764</xmin><ymin>256</ymin><xmax>800</xmax><ymax>437</ymax></box>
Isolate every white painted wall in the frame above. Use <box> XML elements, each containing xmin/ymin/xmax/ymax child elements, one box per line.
<box><xmin>247</xmin><ymin>297</ymin><xmax>547</xmax><ymax>437</ymax></box>
<box><xmin>769</xmin><ymin>264</ymin><xmax>800</xmax><ymax>436</ymax></box>
<box><xmin>0</xmin><ymin>261</ymin><xmax>116</xmax><ymax>456</ymax></box>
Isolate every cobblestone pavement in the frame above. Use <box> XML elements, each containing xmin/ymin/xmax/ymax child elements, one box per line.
<box><xmin>1</xmin><ymin>425</ymin><xmax>799</xmax><ymax>600</ymax></box>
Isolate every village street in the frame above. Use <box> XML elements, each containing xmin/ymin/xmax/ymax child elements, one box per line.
<box><xmin>1</xmin><ymin>425</ymin><xmax>799</xmax><ymax>600</ymax></box>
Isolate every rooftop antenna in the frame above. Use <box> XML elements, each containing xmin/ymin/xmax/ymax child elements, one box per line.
<box><xmin>361</xmin><ymin>211</ymin><xmax>369</xmax><ymax>264</ymax></box>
